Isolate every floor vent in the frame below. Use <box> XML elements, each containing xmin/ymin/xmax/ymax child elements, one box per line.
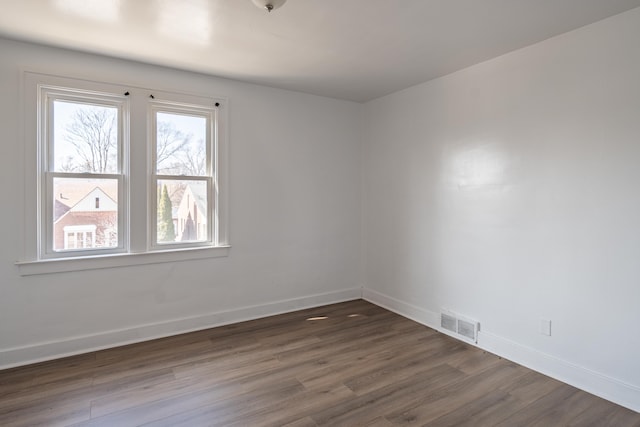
<box><xmin>440</xmin><ymin>310</ymin><xmax>479</xmax><ymax>344</ymax></box>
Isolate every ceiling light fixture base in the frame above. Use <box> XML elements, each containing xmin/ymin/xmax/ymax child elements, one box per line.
<box><xmin>252</xmin><ymin>0</ymin><xmax>287</xmax><ymax>13</ymax></box>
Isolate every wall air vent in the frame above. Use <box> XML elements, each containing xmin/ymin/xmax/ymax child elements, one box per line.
<box><xmin>457</xmin><ymin>318</ymin><xmax>478</xmax><ymax>342</ymax></box>
<box><xmin>440</xmin><ymin>309</ymin><xmax>479</xmax><ymax>344</ymax></box>
<box><xmin>441</xmin><ymin>312</ymin><xmax>457</xmax><ymax>333</ymax></box>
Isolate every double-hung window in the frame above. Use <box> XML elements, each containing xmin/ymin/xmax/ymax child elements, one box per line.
<box><xmin>18</xmin><ymin>72</ymin><xmax>229</xmax><ymax>275</ymax></box>
<box><xmin>43</xmin><ymin>87</ymin><xmax>127</xmax><ymax>257</ymax></box>
<box><xmin>151</xmin><ymin>103</ymin><xmax>215</xmax><ymax>248</ymax></box>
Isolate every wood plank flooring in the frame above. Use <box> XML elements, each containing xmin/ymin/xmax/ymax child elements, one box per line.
<box><xmin>0</xmin><ymin>300</ymin><xmax>638</xmax><ymax>426</ymax></box>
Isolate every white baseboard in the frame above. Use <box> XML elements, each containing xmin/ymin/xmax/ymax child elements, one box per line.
<box><xmin>362</xmin><ymin>288</ymin><xmax>440</xmax><ymax>328</ymax></box>
<box><xmin>363</xmin><ymin>288</ymin><xmax>640</xmax><ymax>413</ymax></box>
<box><xmin>0</xmin><ymin>287</ymin><xmax>362</xmax><ymax>370</ymax></box>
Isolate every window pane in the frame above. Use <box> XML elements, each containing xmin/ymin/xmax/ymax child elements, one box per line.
<box><xmin>53</xmin><ymin>178</ymin><xmax>118</xmax><ymax>251</ymax></box>
<box><xmin>66</xmin><ymin>232</ymin><xmax>76</xmax><ymax>249</ymax></box>
<box><xmin>156</xmin><ymin>112</ymin><xmax>207</xmax><ymax>176</ymax></box>
<box><xmin>157</xmin><ymin>180</ymin><xmax>208</xmax><ymax>244</ymax></box>
<box><xmin>53</xmin><ymin>100</ymin><xmax>119</xmax><ymax>173</ymax></box>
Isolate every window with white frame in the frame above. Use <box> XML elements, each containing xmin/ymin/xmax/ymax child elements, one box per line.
<box><xmin>151</xmin><ymin>105</ymin><xmax>214</xmax><ymax>248</ymax></box>
<box><xmin>19</xmin><ymin>72</ymin><xmax>228</xmax><ymax>274</ymax></box>
<box><xmin>44</xmin><ymin>88</ymin><xmax>126</xmax><ymax>256</ymax></box>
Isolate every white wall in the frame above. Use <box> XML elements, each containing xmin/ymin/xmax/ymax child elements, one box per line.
<box><xmin>2</xmin><ymin>7</ymin><xmax>640</xmax><ymax>413</ymax></box>
<box><xmin>363</xmin><ymin>8</ymin><xmax>640</xmax><ymax>411</ymax></box>
<box><xmin>0</xmin><ymin>38</ymin><xmax>362</xmax><ymax>366</ymax></box>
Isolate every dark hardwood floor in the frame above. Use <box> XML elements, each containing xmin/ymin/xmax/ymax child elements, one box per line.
<box><xmin>0</xmin><ymin>300</ymin><xmax>638</xmax><ymax>426</ymax></box>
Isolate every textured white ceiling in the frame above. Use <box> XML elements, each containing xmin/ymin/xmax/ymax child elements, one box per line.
<box><xmin>1</xmin><ymin>0</ymin><xmax>639</xmax><ymax>102</ymax></box>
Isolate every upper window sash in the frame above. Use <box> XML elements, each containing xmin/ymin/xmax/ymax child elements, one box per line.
<box><xmin>42</xmin><ymin>89</ymin><xmax>128</xmax><ymax>174</ymax></box>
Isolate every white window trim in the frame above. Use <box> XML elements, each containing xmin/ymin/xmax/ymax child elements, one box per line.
<box><xmin>17</xmin><ymin>71</ymin><xmax>230</xmax><ymax>276</ymax></box>
<box><xmin>41</xmin><ymin>87</ymin><xmax>128</xmax><ymax>259</ymax></box>
<box><xmin>15</xmin><ymin>246</ymin><xmax>231</xmax><ymax>276</ymax></box>
<box><xmin>148</xmin><ymin>100</ymin><xmax>216</xmax><ymax>250</ymax></box>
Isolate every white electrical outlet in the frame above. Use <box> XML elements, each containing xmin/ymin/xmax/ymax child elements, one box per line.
<box><xmin>539</xmin><ymin>319</ymin><xmax>551</xmax><ymax>336</ymax></box>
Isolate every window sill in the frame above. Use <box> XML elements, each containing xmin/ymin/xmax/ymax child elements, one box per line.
<box><xmin>15</xmin><ymin>246</ymin><xmax>231</xmax><ymax>276</ymax></box>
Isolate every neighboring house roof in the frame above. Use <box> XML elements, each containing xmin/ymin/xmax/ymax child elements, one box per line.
<box><xmin>174</xmin><ymin>183</ymin><xmax>208</xmax><ymax>241</ymax></box>
<box><xmin>55</xmin><ymin>178</ymin><xmax>117</xmax><ymax>208</ymax></box>
<box><xmin>175</xmin><ymin>184</ymin><xmax>207</xmax><ymax>224</ymax></box>
<box><xmin>69</xmin><ymin>187</ymin><xmax>117</xmax><ymax>212</ymax></box>
<box><xmin>55</xmin><ymin>186</ymin><xmax>117</xmax><ymax>224</ymax></box>
<box><xmin>54</xmin><ymin>199</ymin><xmax>71</xmax><ymax>222</ymax></box>
<box><xmin>185</xmin><ymin>184</ymin><xmax>207</xmax><ymax>216</ymax></box>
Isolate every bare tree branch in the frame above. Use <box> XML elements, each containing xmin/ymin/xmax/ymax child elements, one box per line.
<box><xmin>65</xmin><ymin>108</ymin><xmax>117</xmax><ymax>173</ymax></box>
<box><xmin>156</xmin><ymin>122</ymin><xmax>191</xmax><ymax>174</ymax></box>
<box><xmin>63</xmin><ymin>110</ymin><xmax>205</xmax><ymax>177</ymax></box>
